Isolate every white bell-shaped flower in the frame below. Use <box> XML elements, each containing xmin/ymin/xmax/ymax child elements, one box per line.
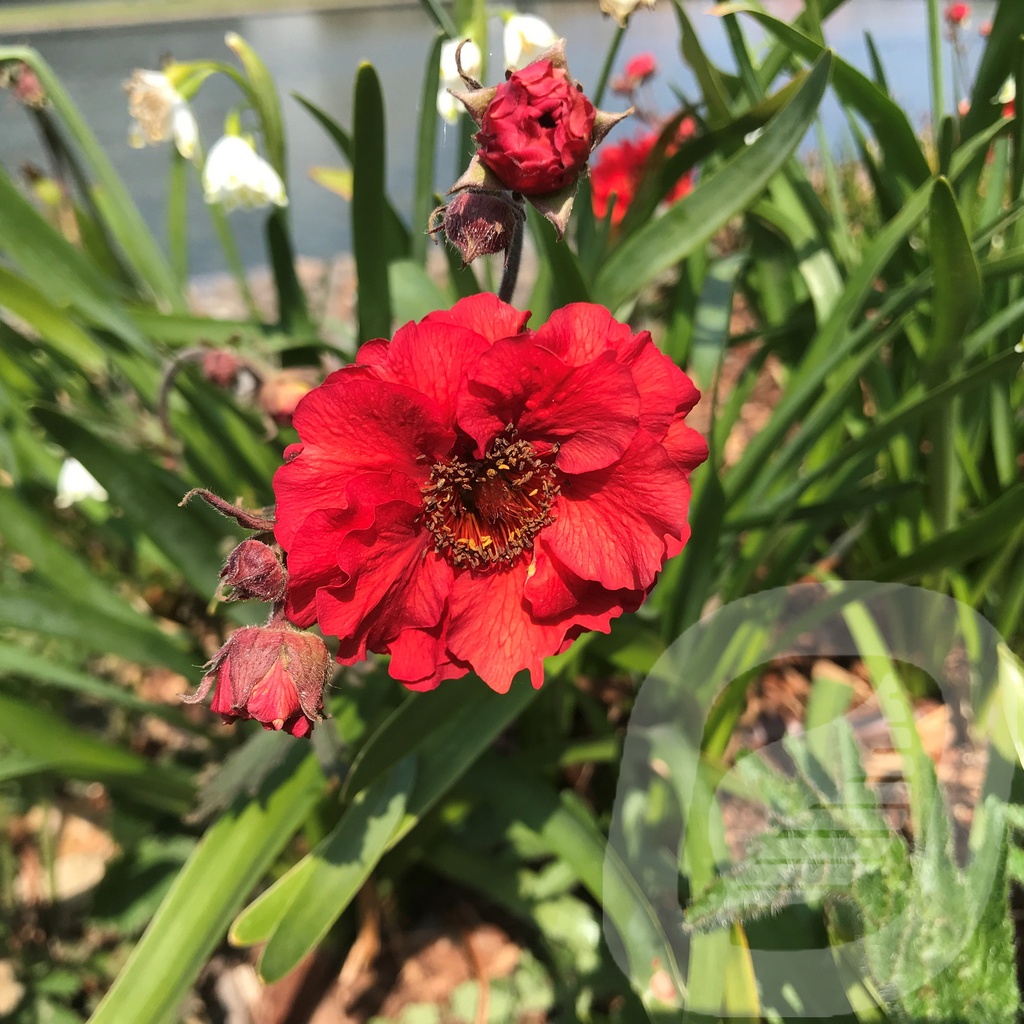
<box><xmin>598</xmin><ymin>0</ymin><xmax>657</xmax><ymax>27</ymax></box>
<box><xmin>55</xmin><ymin>458</ymin><xmax>108</xmax><ymax>509</ymax></box>
<box><xmin>503</xmin><ymin>14</ymin><xmax>558</xmax><ymax>70</ymax></box>
<box><xmin>125</xmin><ymin>69</ymin><xmax>199</xmax><ymax>160</ymax></box>
<box><xmin>202</xmin><ymin>135</ymin><xmax>288</xmax><ymax>212</ymax></box>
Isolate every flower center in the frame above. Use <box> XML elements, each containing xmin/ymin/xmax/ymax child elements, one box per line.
<box><xmin>422</xmin><ymin>430</ymin><xmax>559</xmax><ymax>570</ymax></box>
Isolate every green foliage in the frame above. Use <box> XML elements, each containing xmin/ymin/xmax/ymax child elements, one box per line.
<box><xmin>1</xmin><ymin>0</ymin><xmax>1023</xmax><ymax>1020</ymax></box>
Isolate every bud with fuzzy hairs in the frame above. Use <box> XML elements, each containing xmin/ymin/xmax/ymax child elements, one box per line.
<box><xmin>429</xmin><ymin>190</ymin><xmax>524</xmax><ymax>265</ymax></box>
<box><xmin>218</xmin><ymin>539</ymin><xmax>287</xmax><ymax>603</ymax></box>
<box><xmin>183</xmin><ymin>621</ymin><xmax>331</xmax><ymax>738</ymax></box>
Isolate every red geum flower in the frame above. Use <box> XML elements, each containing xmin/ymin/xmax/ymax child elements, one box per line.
<box><xmin>945</xmin><ymin>2</ymin><xmax>970</xmax><ymax>26</ymax></box>
<box><xmin>273</xmin><ymin>294</ymin><xmax>707</xmax><ymax>694</ymax></box>
<box><xmin>591</xmin><ymin>119</ymin><xmax>696</xmax><ymax>226</ymax></box>
<box><xmin>183</xmin><ymin>622</ymin><xmax>331</xmax><ymax>737</ymax></box>
<box><xmin>474</xmin><ymin>59</ymin><xmax>597</xmax><ymax>196</ymax></box>
<box><xmin>449</xmin><ymin>40</ymin><xmax>631</xmax><ymax>236</ymax></box>
<box><xmin>614</xmin><ymin>52</ymin><xmax>657</xmax><ymax>93</ymax></box>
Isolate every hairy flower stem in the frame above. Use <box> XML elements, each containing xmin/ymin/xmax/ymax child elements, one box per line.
<box><xmin>498</xmin><ymin>203</ymin><xmax>525</xmax><ymax>304</ymax></box>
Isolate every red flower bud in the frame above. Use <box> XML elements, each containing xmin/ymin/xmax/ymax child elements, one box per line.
<box><xmin>613</xmin><ymin>52</ymin><xmax>657</xmax><ymax>94</ymax></box>
<box><xmin>183</xmin><ymin>623</ymin><xmax>331</xmax><ymax>737</ymax></box>
<box><xmin>219</xmin><ymin>539</ymin><xmax>287</xmax><ymax>602</ymax></box>
<box><xmin>945</xmin><ymin>2</ymin><xmax>970</xmax><ymax>25</ymax></box>
<box><xmin>429</xmin><ymin>190</ymin><xmax>523</xmax><ymax>265</ymax></box>
<box><xmin>474</xmin><ymin>59</ymin><xmax>597</xmax><ymax>196</ymax></box>
<box><xmin>259</xmin><ymin>369</ymin><xmax>318</xmax><ymax>426</ymax></box>
<box><xmin>7</xmin><ymin>63</ymin><xmax>45</xmax><ymax>108</ymax></box>
<box><xmin>201</xmin><ymin>349</ymin><xmax>245</xmax><ymax>389</ymax></box>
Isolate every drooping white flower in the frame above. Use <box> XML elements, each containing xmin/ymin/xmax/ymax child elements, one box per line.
<box><xmin>599</xmin><ymin>0</ymin><xmax>657</xmax><ymax>28</ymax></box>
<box><xmin>437</xmin><ymin>38</ymin><xmax>483</xmax><ymax>124</ymax></box>
<box><xmin>124</xmin><ymin>69</ymin><xmax>199</xmax><ymax>160</ymax></box>
<box><xmin>503</xmin><ymin>14</ymin><xmax>558</xmax><ymax>70</ymax></box>
<box><xmin>202</xmin><ymin>134</ymin><xmax>288</xmax><ymax>212</ymax></box>
<box><xmin>998</xmin><ymin>77</ymin><xmax>1016</xmax><ymax>107</ymax></box>
<box><xmin>55</xmin><ymin>458</ymin><xmax>108</xmax><ymax>509</ymax></box>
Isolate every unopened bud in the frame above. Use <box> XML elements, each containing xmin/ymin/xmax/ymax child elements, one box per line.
<box><xmin>219</xmin><ymin>539</ymin><xmax>287</xmax><ymax>602</ymax></box>
<box><xmin>259</xmin><ymin>368</ymin><xmax>318</xmax><ymax>426</ymax></box>
<box><xmin>430</xmin><ymin>190</ymin><xmax>522</xmax><ymax>265</ymax></box>
<box><xmin>201</xmin><ymin>349</ymin><xmax>245</xmax><ymax>389</ymax></box>
<box><xmin>11</xmin><ymin>63</ymin><xmax>45</xmax><ymax>108</ymax></box>
<box><xmin>182</xmin><ymin>623</ymin><xmax>331</xmax><ymax>738</ymax></box>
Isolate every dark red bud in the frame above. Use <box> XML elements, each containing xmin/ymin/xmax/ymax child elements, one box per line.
<box><xmin>430</xmin><ymin>191</ymin><xmax>522</xmax><ymax>265</ymax></box>
<box><xmin>219</xmin><ymin>539</ymin><xmax>287</xmax><ymax>602</ymax></box>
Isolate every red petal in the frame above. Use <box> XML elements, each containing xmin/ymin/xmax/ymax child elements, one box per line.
<box><xmin>356</xmin><ymin>320</ymin><xmax>491</xmax><ymax>428</ymax></box>
<box><xmin>663</xmin><ymin>419</ymin><xmax>710</xmax><ymax>472</ymax></box>
<box><xmin>626</xmin><ymin>336</ymin><xmax>702</xmax><ymax>438</ymax></box>
<box><xmin>446</xmin><ymin>561</ymin><xmax>566</xmax><ymax>692</ymax></box>
<box><xmin>458</xmin><ymin>338</ymin><xmax>639</xmax><ymax>473</ymax></box>
<box><xmin>274</xmin><ymin>378</ymin><xmax>453</xmax><ymax>550</ymax></box>
<box><xmin>284</xmin><ymin>473</ymin><xmax>422</xmax><ymax>626</ymax></box>
<box><xmin>526</xmin><ymin>543</ymin><xmax>644</xmax><ymax>636</ymax></box>
<box><xmin>244</xmin><ymin>661</ymin><xmax>302</xmax><ymax>725</ymax></box>
<box><xmin>533</xmin><ymin>303</ymin><xmax>636</xmax><ymax>366</ymax></box>
<box><xmin>315</xmin><ymin>502</ymin><xmax>452</xmax><ymax>664</ymax></box>
<box><xmin>388</xmin><ymin>624</ymin><xmax>469</xmax><ymax>690</ymax></box>
<box><xmin>423</xmin><ymin>293</ymin><xmax>531</xmax><ymax>343</ymax></box>
<box><xmin>544</xmin><ymin>433</ymin><xmax>694</xmax><ymax>591</ymax></box>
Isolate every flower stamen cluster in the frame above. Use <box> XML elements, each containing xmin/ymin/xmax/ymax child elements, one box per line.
<box><xmin>422</xmin><ymin>429</ymin><xmax>559</xmax><ymax>569</ymax></box>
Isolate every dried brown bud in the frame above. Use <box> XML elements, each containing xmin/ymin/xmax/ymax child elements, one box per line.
<box><xmin>219</xmin><ymin>539</ymin><xmax>287</xmax><ymax>603</ymax></box>
<box><xmin>429</xmin><ymin>190</ymin><xmax>523</xmax><ymax>265</ymax></box>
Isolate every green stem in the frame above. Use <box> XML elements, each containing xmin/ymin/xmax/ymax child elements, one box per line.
<box><xmin>594</xmin><ymin>24</ymin><xmax>626</xmax><ymax>108</ymax></box>
<box><xmin>926</xmin><ymin>0</ymin><xmax>945</xmax><ymax>135</ymax></box>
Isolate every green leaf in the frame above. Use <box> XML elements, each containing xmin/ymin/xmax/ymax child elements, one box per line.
<box><xmin>721</xmin><ymin>7</ymin><xmax>931</xmax><ymax>188</ymax></box>
<box><xmin>875</xmin><ymin>483</ymin><xmax>1024</xmax><ymax>583</ymax></box>
<box><xmin>0</xmin><ymin>584</ymin><xmax>193</xmax><ymax>675</ymax></box>
<box><xmin>928</xmin><ymin>176</ymin><xmax>983</xmax><ymax>363</ymax></box>
<box><xmin>352</xmin><ymin>63</ymin><xmax>394</xmax><ymax>343</ymax></box>
<box><xmin>594</xmin><ymin>51</ymin><xmax>832</xmax><ymax>313</ymax></box>
<box><xmin>389</xmin><ymin>258</ymin><xmax>450</xmax><ymax>324</ymax></box>
<box><xmin>0</xmin><ymin>46</ymin><xmax>182</xmax><ymax>309</ymax></box>
<box><xmin>0</xmin><ymin>165</ymin><xmax>151</xmax><ymax>353</ymax></box>
<box><xmin>256</xmin><ymin>757</ymin><xmax>415</xmax><ymax>981</ymax></box>
<box><xmin>89</xmin><ymin>743</ymin><xmax>324</xmax><ymax>1024</ymax></box>
<box><xmin>0</xmin><ymin>691</ymin><xmax>192</xmax><ymax>812</ymax></box>
<box><xmin>413</xmin><ymin>33</ymin><xmax>444</xmax><ymax>265</ymax></box>
<box><xmin>33</xmin><ymin>407</ymin><xmax>236</xmax><ymax>598</ymax></box>
<box><xmin>0</xmin><ymin>265</ymin><xmax>106</xmax><ymax>372</ymax></box>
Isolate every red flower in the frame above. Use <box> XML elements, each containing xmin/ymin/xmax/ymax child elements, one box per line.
<box><xmin>475</xmin><ymin>59</ymin><xmax>597</xmax><ymax>195</ymax></box>
<box><xmin>614</xmin><ymin>52</ymin><xmax>657</xmax><ymax>93</ymax></box>
<box><xmin>591</xmin><ymin>120</ymin><xmax>696</xmax><ymax>226</ymax></box>
<box><xmin>273</xmin><ymin>295</ymin><xmax>707</xmax><ymax>693</ymax></box>
<box><xmin>183</xmin><ymin>623</ymin><xmax>331</xmax><ymax>737</ymax></box>
<box><xmin>945</xmin><ymin>2</ymin><xmax>970</xmax><ymax>25</ymax></box>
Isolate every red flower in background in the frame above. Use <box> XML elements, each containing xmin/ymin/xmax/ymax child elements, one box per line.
<box><xmin>475</xmin><ymin>59</ymin><xmax>597</xmax><ymax>195</ymax></box>
<box><xmin>273</xmin><ymin>295</ymin><xmax>707</xmax><ymax>693</ymax></box>
<box><xmin>945</xmin><ymin>2</ymin><xmax>970</xmax><ymax>25</ymax></box>
<box><xmin>591</xmin><ymin>119</ymin><xmax>696</xmax><ymax>226</ymax></box>
<box><xmin>614</xmin><ymin>52</ymin><xmax>657</xmax><ymax>93</ymax></box>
